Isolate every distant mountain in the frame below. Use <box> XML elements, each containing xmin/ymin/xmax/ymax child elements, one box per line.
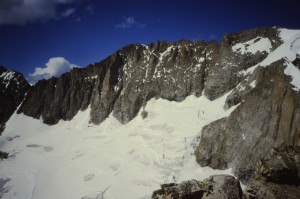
<box><xmin>18</xmin><ymin>28</ymin><xmax>281</xmax><ymax>126</ymax></box>
<box><xmin>0</xmin><ymin>66</ymin><xmax>30</xmax><ymax>134</ymax></box>
<box><xmin>0</xmin><ymin>27</ymin><xmax>300</xmax><ymax>199</ymax></box>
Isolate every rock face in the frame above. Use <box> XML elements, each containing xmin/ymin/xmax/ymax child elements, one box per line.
<box><xmin>195</xmin><ymin>60</ymin><xmax>300</xmax><ymax>183</ymax></box>
<box><xmin>1</xmin><ymin>27</ymin><xmax>300</xmax><ymax>198</ymax></box>
<box><xmin>0</xmin><ymin>66</ymin><xmax>30</xmax><ymax>134</ymax></box>
<box><xmin>152</xmin><ymin>175</ymin><xmax>243</xmax><ymax>199</ymax></box>
<box><xmin>17</xmin><ymin>66</ymin><xmax>99</xmax><ymax>124</ymax></box>
<box><xmin>244</xmin><ymin>146</ymin><xmax>300</xmax><ymax>199</ymax></box>
<box><xmin>17</xmin><ymin>27</ymin><xmax>281</xmax><ymax>125</ymax></box>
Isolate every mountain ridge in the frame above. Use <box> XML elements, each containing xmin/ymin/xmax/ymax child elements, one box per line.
<box><xmin>0</xmin><ymin>66</ymin><xmax>30</xmax><ymax>134</ymax></box>
<box><xmin>1</xmin><ymin>26</ymin><xmax>300</xmax><ymax>198</ymax></box>
<box><xmin>15</xmin><ymin>27</ymin><xmax>281</xmax><ymax>126</ymax></box>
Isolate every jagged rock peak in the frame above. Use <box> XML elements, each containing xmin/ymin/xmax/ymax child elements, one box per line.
<box><xmin>17</xmin><ymin>27</ymin><xmax>284</xmax><ymax>125</ymax></box>
<box><xmin>0</xmin><ymin>66</ymin><xmax>30</xmax><ymax>133</ymax></box>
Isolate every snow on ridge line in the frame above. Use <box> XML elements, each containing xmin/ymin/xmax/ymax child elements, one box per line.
<box><xmin>244</xmin><ymin>28</ymin><xmax>300</xmax><ymax>75</ymax></box>
<box><xmin>232</xmin><ymin>37</ymin><xmax>272</xmax><ymax>55</ymax></box>
<box><xmin>279</xmin><ymin>28</ymin><xmax>300</xmax><ymax>43</ymax></box>
<box><xmin>284</xmin><ymin>60</ymin><xmax>300</xmax><ymax>91</ymax></box>
<box><xmin>0</xmin><ymin>92</ymin><xmax>238</xmax><ymax>199</ymax></box>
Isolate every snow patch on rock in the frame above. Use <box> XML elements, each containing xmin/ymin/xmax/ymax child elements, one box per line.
<box><xmin>232</xmin><ymin>37</ymin><xmax>272</xmax><ymax>55</ymax></box>
<box><xmin>284</xmin><ymin>61</ymin><xmax>300</xmax><ymax>91</ymax></box>
<box><xmin>243</xmin><ymin>28</ymin><xmax>300</xmax><ymax>91</ymax></box>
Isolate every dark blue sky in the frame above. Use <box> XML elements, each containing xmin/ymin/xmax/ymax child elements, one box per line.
<box><xmin>0</xmin><ymin>0</ymin><xmax>299</xmax><ymax>82</ymax></box>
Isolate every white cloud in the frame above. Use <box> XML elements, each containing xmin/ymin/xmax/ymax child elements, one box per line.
<box><xmin>28</xmin><ymin>57</ymin><xmax>79</xmax><ymax>84</ymax></box>
<box><xmin>0</xmin><ymin>0</ymin><xmax>79</xmax><ymax>25</ymax></box>
<box><xmin>115</xmin><ymin>17</ymin><xmax>146</xmax><ymax>29</ymax></box>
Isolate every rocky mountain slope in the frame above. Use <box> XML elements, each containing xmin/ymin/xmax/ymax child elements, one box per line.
<box><xmin>0</xmin><ymin>27</ymin><xmax>300</xmax><ymax>198</ymax></box>
<box><xmin>195</xmin><ymin>28</ymin><xmax>300</xmax><ymax>185</ymax></box>
<box><xmin>0</xmin><ymin>66</ymin><xmax>30</xmax><ymax>134</ymax></box>
<box><xmin>17</xmin><ymin>28</ymin><xmax>281</xmax><ymax>126</ymax></box>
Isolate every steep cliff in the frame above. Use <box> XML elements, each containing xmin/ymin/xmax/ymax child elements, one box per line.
<box><xmin>244</xmin><ymin>146</ymin><xmax>300</xmax><ymax>199</ymax></box>
<box><xmin>1</xmin><ymin>27</ymin><xmax>300</xmax><ymax>199</ymax></box>
<box><xmin>17</xmin><ymin>27</ymin><xmax>281</xmax><ymax>126</ymax></box>
<box><xmin>195</xmin><ymin>60</ymin><xmax>300</xmax><ymax>183</ymax></box>
<box><xmin>195</xmin><ymin>27</ymin><xmax>300</xmax><ymax>184</ymax></box>
<box><xmin>0</xmin><ymin>66</ymin><xmax>30</xmax><ymax>134</ymax></box>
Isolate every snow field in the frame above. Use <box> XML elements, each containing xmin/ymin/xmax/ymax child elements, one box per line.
<box><xmin>2</xmin><ymin>28</ymin><xmax>300</xmax><ymax>199</ymax></box>
<box><xmin>0</xmin><ymin>93</ymin><xmax>237</xmax><ymax>199</ymax></box>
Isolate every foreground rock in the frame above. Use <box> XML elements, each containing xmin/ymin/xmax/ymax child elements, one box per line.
<box><xmin>153</xmin><ymin>146</ymin><xmax>300</xmax><ymax>199</ymax></box>
<box><xmin>152</xmin><ymin>175</ymin><xmax>243</xmax><ymax>199</ymax></box>
<box><xmin>244</xmin><ymin>146</ymin><xmax>300</xmax><ymax>199</ymax></box>
<box><xmin>195</xmin><ymin>60</ymin><xmax>300</xmax><ymax>184</ymax></box>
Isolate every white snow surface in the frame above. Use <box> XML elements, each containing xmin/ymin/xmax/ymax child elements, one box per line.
<box><xmin>244</xmin><ymin>28</ymin><xmax>300</xmax><ymax>91</ymax></box>
<box><xmin>0</xmin><ymin>93</ymin><xmax>237</xmax><ymax>199</ymax></box>
<box><xmin>232</xmin><ymin>37</ymin><xmax>272</xmax><ymax>55</ymax></box>
<box><xmin>284</xmin><ymin>61</ymin><xmax>300</xmax><ymax>91</ymax></box>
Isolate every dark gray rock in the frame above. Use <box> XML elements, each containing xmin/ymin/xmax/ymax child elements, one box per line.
<box><xmin>0</xmin><ymin>66</ymin><xmax>30</xmax><ymax>134</ymax></box>
<box><xmin>141</xmin><ymin>109</ymin><xmax>148</xmax><ymax>119</ymax></box>
<box><xmin>244</xmin><ymin>146</ymin><xmax>300</xmax><ymax>199</ymax></box>
<box><xmin>18</xmin><ymin>65</ymin><xmax>101</xmax><ymax>124</ymax></box>
<box><xmin>152</xmin><ymin>175</ymin><xmax>243</xmax><ymax>199</ymax></box>
<box><xmin>195</xmin><ymin>60</ymin><xmax>300</xmax><ymax>184</ymax></box>
<box><xmin>204</xmin><ymin>27</ymin><xmax>281</xmax><ymax>100</ymax></box>
<box><xmin>17</xmin><ymin>27</ymin><xmax>281</xmax><ymax>126</ymax></box>
<box><xmin>243</xmin><ymin>177</ymin><xmax>300</xmax><ymax>199</ymax></box>
<box><xmin>292</xmin><ymin>57</ymin><xmax>300</xmax><ymax>70</ymax></box>
<box><xmin>0</xmin><ymin>151</ymin><xmax>8</xmax><ymax>159</ymax></box>
<box><xmin>255</xmin><ymin>146</ymin><xmax>300</xmax><ymax>185</ymax></box>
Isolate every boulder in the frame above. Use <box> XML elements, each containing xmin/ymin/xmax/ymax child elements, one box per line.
<box><xmin>244</xmin><ymin>146</ymin><xmax>300</xmax><ymax>199</ymax></box>
<box><xmin>152</xmin><ymin>175</ymin><xmax>243</xmax><ymax>199</ymax></box>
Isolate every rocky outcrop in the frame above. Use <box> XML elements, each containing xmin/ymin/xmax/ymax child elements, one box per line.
<box><xmin>0</xmin><ymin>66</ymin><xmax>30</xmax><ymax>134</ymax></box>
<box><xmin>204</xmin><ymin>27</ymin><xmax>281</xmax><ymax>100</ymax></box>
<box><xmin>0</xmin><ymin>151</ymin><xmax>8</xmax><ymax>159</ymax></box>
<box><xmin>195</xmin><ymin>60</ymin><xmax>300</xmax><ymax>184</ymax></box>
<box><xmin>153</xmin><ymin>146</ymin><xmax>300</xmax><ymax>199</ymax></box>
<box><xmin>152</xmin><ymin>175</ymin><xmax>243</xmax><ymax>199</ymax></box>
<box><xmin>18</xmin><ymin>65</ymin><xmax>101</xmax><ymax>124</ymax></box>
<box><xmin>17</xmin><ymin>27</ymin><xmax>281</xmax><ymax>125</ymax></box>
<box><xmin>244</xmin><ymin>146</ymin><xmax>300</xmax><ymax>199</ymax></box>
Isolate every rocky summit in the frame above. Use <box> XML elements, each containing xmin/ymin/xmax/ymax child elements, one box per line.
<box><xmin>0</xmin><ymin>66</ymin><xmax>30</xmax><ymax>134</ymax></box>
<box><xmin>18</xmin><ymin>28</ymin><xmax>281</xmax><ymax>126</ymax></box>
<box><xmin>0</xmin><ymin>27</ymin><xmax>300</xmax><ymax>198</ymax></box>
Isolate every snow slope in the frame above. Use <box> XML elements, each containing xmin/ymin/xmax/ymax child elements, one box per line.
<box><xmin>232</xmin><ymin>37</ymin><xmax>272</xmax><ymax>55</ymax></box>
<box><xmin>0</xmin><ymin>93</ymin><xmax>237</xmax><ymax>199</ymax></box>
<box><xmin>244</xmin><ymin>29</ymin><xmax>300</xmax><ymax>91</ymax></box>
